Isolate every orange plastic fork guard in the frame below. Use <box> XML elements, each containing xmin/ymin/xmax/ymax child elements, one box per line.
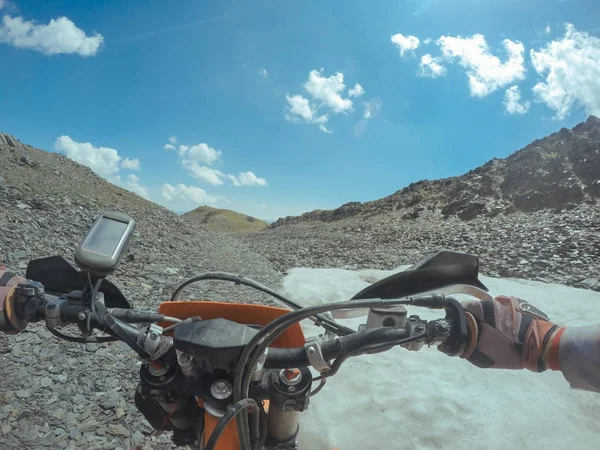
<box><xmin>158</xmin><ymin>301</ymin><xmax>306</xmax><ymax>450</ymax></box>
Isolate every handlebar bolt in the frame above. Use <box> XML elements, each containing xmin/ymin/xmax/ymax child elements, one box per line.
<box><xmin>409</xmin><ymin>315</ymin><xmax>418</xmax><ymax>322</ymax></box>
<box><xmin>307</xmin><ymin>346</ymin><xmax>316</xmax><ymax>355</ymax></box>
<box><xmin>77</xmin><ymin>311</ymin><xmax>87</xmax><ymax>321</ymax></box>
<box><xmin>150</xmin><ymin>332</ymin><xmax>158</xmax><ymax>340</ymax></box>
<box><xmin>210</xmin><ymin>380</ymin><xmax>233</xmax><ymax>400</ymax></box>
<box><xmin>415</xmin><ymin>326</ymin><xmax>425</xmax><ymax>333</ymax></box>
<box><xmin>279</xmin><ymin>368</ymin><xmax>302</xmax><ymax>386</ymax></box>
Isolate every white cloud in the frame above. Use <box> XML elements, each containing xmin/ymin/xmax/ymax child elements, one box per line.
<box><xmin>0</xmin><ymin>15</ymin><xmax>103</xmax><ymax>56</ymax></box>
<box><xmin>423</xmin><ymin>38</ymin><xmax>432</xmax><ymax>45</ymax></box>
<box><xmin>0</xmin><ymin>1</ymin><xmax>5</xmax><ymax>10</ymax></box>
<box><xmin>55</xmin><ymin>136</ymin><xmax>149</xmax><ymax>197</ymax></box>
<box><xmin>184</xmin><ymin>143</ymin><xmax>221</xmax><ymax>165</ymax></box>
<box><xmin>227</xmin><ymin>171</ymin><xmax>268</xmax><ymax>187</ymax></box>
<box><xmin>161</xmin><ymin>183</ymin><xmax>217</xmax><ymax>210</ymax></box>
<box><xmin>530</xmin><ymin>24</ymin><xmax>600</xmax><ymax>119</ymax></box>
<box><xmin>259</xmin><ymin>68</ymin><xmax>268</xmax><ymax>78</ymax></box>
<box><xmin>121</xmin><ymin>157</ymin><xmax>140</xmax><ymax>171</ymax></box>
<box><xmin>164</xmin><ymin>144</ymin><xmax>176</xmax><ymax>150</ymax></box>
<box><xmin>178</xmin><ymin>145</ymin><xmax>189</xmax><ymax>156</ymax></box>
<box><xmin>419</xmin><ymin>54</ymin><xmax>447</xmax><ymax>78</ymax></box>
<box><xmin>318</xmin><ymin>124</ymin><xmax>332</xmax><ymax>134</ymax></box>
<box><xmin>285</xmin><ymin>69</ymin><xmax>363</xmax><ymax>133</ymax></box>
<box><xmin>55</xmin><ymin>136</ymin><xmax>121</xmax><ymax>178</ymax></box>
<box><xmin>168</xmin><ymin>136</ymin><xmax>177</xmax><ymax>144</ymax></box>
<box><xmin>348</xmin><ymin>83</ymin><xmax>365</xmax><ymax>98</ymax></box>
<box><xmin>364</xmin><ymin>103</ymin><xmax>372</xmax><ymax>119</ymax></box>
<box><xmin>436</xmin><ymin>34</ymin><xmax>526</xmax><ymax>97</ymax></box>
<box><xmin>391</xmin><ymin>33</ymin><xmax>420</xmax><ymax>56</ymax></box>
<box><xmin>285</xmin><ymin>94</ymin><xmax>328</xmax><ymax>124</ymax></box>
<box><xmin>304</xmin><ymin>69</ymin><xmax>353</xmax><ymax>113</ymax></box>
<box><xmin>184</xmin><ymin>162</ymin><xmax>224</xmax><ymax>185</ymax></box>
<box><xmin>503</xmin><ymin>85</ymin><xmax>530</xmax><ymax>115</ymax></box>
<box><xmin>544</xmin><ymin>25</ymin><xmax>551</xmax><ymax>35</ymax></box>
<box><xmin>123</xmin><ymin>174</ymin><xmax>149</xmax><ymax>199</ymax></box>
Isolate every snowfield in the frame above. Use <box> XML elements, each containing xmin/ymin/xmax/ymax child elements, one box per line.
<box><xmin>281</xmin><ymin>267</ymin><xmax>600</xmax><ymax>450</ymax></box>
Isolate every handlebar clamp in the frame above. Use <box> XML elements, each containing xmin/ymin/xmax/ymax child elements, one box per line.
<box><xmin>304</xmin><ymin>337</ymin><xmax>332</xmax><ymax>373</ymax></box>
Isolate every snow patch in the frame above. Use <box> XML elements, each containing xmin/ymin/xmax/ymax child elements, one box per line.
<box><xmin>282</xmin><ymin>267</ymin><xmax>600</xmax><ymax>449</ymax></box>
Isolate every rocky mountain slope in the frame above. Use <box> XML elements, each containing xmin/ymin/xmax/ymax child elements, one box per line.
<box><xmin>182</xmin><ymin>206</ymin><xmax>268</xmax><ymax>233</ymax></box>
<box><xmin>0</xmin><ymin>133</ymin><xmax>283</xmax><ymax>449</ymax></box>
<box><xmin>272</xmin><ymin>116</ymin><xmax>600</xmax><ymax>226</ymax></box>
<box><xmin>243</xmin><ymin>117</ymin><xmax>600</xmax><ymax>291</ymax></box>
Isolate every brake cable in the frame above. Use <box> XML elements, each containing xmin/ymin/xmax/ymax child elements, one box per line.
<box><xmin>169</xmin><ymin>272</ymin><xmax>355</xmax><ymax>336</ymax></box>
<box><xmin>94</xmin><ymin>300</ymin><xmax>151</xmax><ymax>359</ymax></box>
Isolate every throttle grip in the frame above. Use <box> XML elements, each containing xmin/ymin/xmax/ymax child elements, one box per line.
<box><xmin>440</xmin><ymin>297</ymin><xmax>469</xmax><ymax>357</ymax></box>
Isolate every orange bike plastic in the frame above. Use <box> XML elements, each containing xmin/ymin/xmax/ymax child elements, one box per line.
<box><xmin>157</xmin><ymin>301</ymin><xmax>306</xmax><ymax>450</ymax></box>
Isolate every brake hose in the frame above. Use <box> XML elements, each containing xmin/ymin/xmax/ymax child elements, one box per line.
<box><xmin>205</xmin><ymin>398</ymin><xmax>261</xmax><ymax>450</ymax></box>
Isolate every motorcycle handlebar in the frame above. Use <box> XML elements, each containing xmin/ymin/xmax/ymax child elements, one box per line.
<box><xmin>264</xmin><ymin>326</ymin><xmax>411</xmax><ymax>368</ymax></box>
<box><xmin>18</xmin><ymin>282</ymin><xmax>462</xmax><ymax>369</ymax></box>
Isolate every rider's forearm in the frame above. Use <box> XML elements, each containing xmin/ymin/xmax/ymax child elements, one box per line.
<box><xmin>550</xmin><ymin>325</ymin><xmax>600</xmax><ymax>393</ymax></box>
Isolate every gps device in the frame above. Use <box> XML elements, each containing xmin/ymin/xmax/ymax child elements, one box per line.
<box><xmin>74</xmin><ymin>211</ymin><xmax>136</xmax><ymax>276</ymax></box>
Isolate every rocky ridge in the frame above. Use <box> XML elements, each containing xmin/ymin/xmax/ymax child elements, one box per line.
<box><xmin>272</xmin><ymin>116</ymin><xmax>600</xmax><ymax>226</ymax></box>
<box><xmin>0</xmin><ymin>133</ymin><xmax>284</xmax><ymax>449</ymax></box>
<box><xmin>243</xmin><ymin>117</ymin><xmax>600</xmax><ymax>291</ymax></box>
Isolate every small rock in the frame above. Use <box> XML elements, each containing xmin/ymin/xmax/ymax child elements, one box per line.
<box><xmin>1</xmin><ymin>424</ymin><xmax>11</xmax><ymax>435</ymax></box>
<box><xmin>52</xmin><ymin>408</ymin><xmax>67</xmax><ymax>420</ymax></box>
<box><xmin>132</xmin><ymin>430</ymin><xmax>144</xmax><ymax>445</ymax></box>
<box><xmin>76</xmin><ymin>419</ymin><xmax>100</xmax><ymax>433</ymax></box>
<box><xmin>85</xmin><ymin>343</ymin><xmax>99</xmax><ymax>352</ymax></box>
<box><xmin>100</xmin><ymin>394</ymin><xmax>119</xmax><ymax>410</ymax></box>
<box><xmin>19</xmin><ymin>156</ymin><xmax>37</xmax><ymax>167</ymax></box>
<box><xmin>69</xmin><ymin>427</ymin><xmax>82</xmax><ymax>440</ymax></box>
<box><xmin>16</xmin><ymin>389</ymin><xmax>31</xmax><ymax>399</ymax></box>
<box><xmin>40</xmin><ymin>377</ymin><xmax>52</xmax><ymax>388</ymax></box>
<box><xmin>66</xmin><ymin>412</ymin><xmax>77</xmax><ymax>427</ymax></box>
<box><xmin>107</xmin><ymin>424</ymin><xmax>130</xmax><ymax>437</ymax></box>
<box><xmin>16</xmin><ymin>202</ymin><xmax>30</xmax><ymax>210</ymax></box>
<box><xmin>115</xmin><ymin>407</ymin><xmax>125</xmax><ymax>419</ymax></box>
<box><xmin>581</xmin><ymin>278</ymin><xmax>600</xmax><ymax>289</ymax></box>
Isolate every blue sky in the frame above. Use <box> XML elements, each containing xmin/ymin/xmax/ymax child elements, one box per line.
<box><xmin>1</xmin><ymin>0</ymin><xmax>599</xmax><ymax>221</ymax></box>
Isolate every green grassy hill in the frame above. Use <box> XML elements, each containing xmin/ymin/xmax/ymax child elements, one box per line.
<box><xmin>182</xmin><ymin>206</ymin><xmax>269</xmax><ymax>233</ymax></box>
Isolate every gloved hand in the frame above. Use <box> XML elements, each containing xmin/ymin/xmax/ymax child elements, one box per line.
<box><xmin>457</xmin><ymin>296</ymin><xmax>564</xmax><ymax>372</ymax></box>
<box><xmin>0</xmin><ymin>266</ymin><xmax>29</xmax><ymax>334</ymax></box>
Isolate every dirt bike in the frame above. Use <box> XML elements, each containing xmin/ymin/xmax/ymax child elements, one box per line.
<box><xmin>3</xmin><ymin>212</ymin><xmax>493</xmax><ymax>449</ymax></box>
